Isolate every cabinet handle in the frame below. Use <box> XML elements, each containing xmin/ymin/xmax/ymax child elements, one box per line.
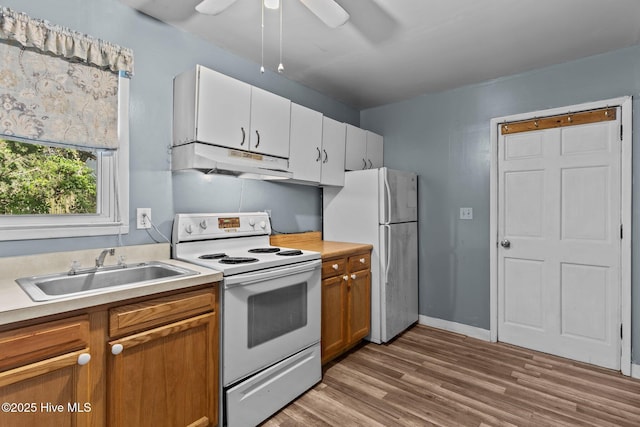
<box><xmin>77</xmin><ymin>353</ymin><xmax>91</xmax><ymax>366</ymax></box>
<box><xmin>323</xmin><ymin>149</ymin><xmax>328</xmax><ymax>163</ymax></box>
<box><xmin>359</xmin><ymin>258</ymin><xmax>365</xmax><ymax>264</ymax></box>
<box><xmin>240</xmin><ymin>127</ymin><xmax>246</xmax><ymax>145</ymax></box>
<box><xmin>368</xmin><ymin>159</ymin><xmax>373</xmax><ymax>169</ymax></box>
<box><xmin>255</xmin><ymin>130</ymin><xmax>261</xmax><ymax>148</ymax></box>
<box><xmin>343</xmin><ymin>275</ymin><xmax>349</xmax><ymax>281</ymax></box>
<box><xmin>351</xmin><ymin>273</ymin><xmax>357</xmax><ymax>280</ymax></box>
<box><xmin>111</xmin><ymin>343</ymin><xmax>124</xmax><ymax>355</ymax></box>
<box><xmin>332</xmin><ymin>263</ymin><xmax>339</xmax><ymax>270</ymax></box>
<box><xmin>362</xmin><ymin>158</ymin><xmax>367</xmax><ymax>169</ymax></box>
<box><xmin>316</xmin><ymin>147</ymin><xmax>321</xmax><ymax>162</ymax></box>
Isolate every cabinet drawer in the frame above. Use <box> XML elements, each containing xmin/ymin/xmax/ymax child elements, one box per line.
<box><xmin>348</xmin><ymin>253</ymin><xmax>371</xmax><ymax>272</ymax></box>
<box><xmin>322</xmin><ymin>258</ymin><xmax>346</xmax><ymax>278</ymax></box>
<box><xmin>109</xmin><ymin>287</ymin><xmax>216</xmax><ymax>337</ymax></box>
<box><xmin>0</xmin><ymin>315</ymin><xmax>89</xmax><ymax>371</ymax></box>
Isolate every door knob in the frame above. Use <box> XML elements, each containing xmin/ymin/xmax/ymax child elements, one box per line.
<box><xmin>500</xmin><ymin>240</ymin><xmax>511</xmax><ymax>248</ymax></box>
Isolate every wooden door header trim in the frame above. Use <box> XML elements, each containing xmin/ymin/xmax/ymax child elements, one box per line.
<box><xmin>500</xmin><ymin>107</ymin><xmax>616</xmax><ymax>135</ymax></box>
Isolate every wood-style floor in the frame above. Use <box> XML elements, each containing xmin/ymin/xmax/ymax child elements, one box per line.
<box><xmin>262</xmin><ymin>325</ymin><xmax>640</xmax><ymax>426</ymax></box>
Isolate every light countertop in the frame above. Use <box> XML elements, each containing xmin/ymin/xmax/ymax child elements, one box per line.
<box><xmin>0</xmin><ymin>243</ymin><xmax>222</xmax><ymax>327</ymax></box>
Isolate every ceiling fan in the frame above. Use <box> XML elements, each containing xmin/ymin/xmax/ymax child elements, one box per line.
<box><xmin>195</xmin><ymin>0</ymin><xmax>350</xmax><ymax>28</ymax></box>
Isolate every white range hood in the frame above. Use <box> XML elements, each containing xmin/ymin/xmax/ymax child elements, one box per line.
<box><xmin>171</xmin><ymin>143</ymin><xmax>292</xmax><ymax>180</ymax></box>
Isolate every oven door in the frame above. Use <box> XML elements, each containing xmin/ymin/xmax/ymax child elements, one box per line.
<box><xmin>223</xmin><ymin>259</ymin><xmax>321</xmax><ymax>386</ymax></box>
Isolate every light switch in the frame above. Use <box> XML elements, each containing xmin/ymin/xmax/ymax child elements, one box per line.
<box><xmin>460</xmin><ymin>207</ymin><xmax>473</xmax><ymax>220</ymax></box>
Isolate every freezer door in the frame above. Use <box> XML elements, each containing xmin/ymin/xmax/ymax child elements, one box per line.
<box><xmin>379</xmin><ymin>221</ymin><xmax>419</xmax><ymax>342</ymax></box>
<box><xmin>379</xmin><ymin>168</ymin><xmax>418</xmax><ymax>224</ymax></box>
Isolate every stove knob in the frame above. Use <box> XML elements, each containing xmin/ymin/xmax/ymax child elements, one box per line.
<box><xmin>248</xmin><ymin>218</ymin><xmax>256</xmax><ymax>227</ymax></box>
<box><xmin>185</xmin><ymin>224</ymin><xmax>193</xmax><ymax>234</ymax></box>
<box><xmin>199</xmin><ymin>220</ymin><xmax>208</xmax><ymax>230</ymax></box>
<box><xmin>259</xmin><ymin>221</ymin><xmax>267</xmax><ymax>229</ymax></box>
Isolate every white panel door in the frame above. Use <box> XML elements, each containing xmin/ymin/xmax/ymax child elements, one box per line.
<box><xmin>497</xmin><ymin>118</ymin><xmax>621</xmax><ymax>370</ymax></box>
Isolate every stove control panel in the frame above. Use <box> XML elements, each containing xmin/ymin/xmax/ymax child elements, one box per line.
<box><xmin>173</xmin><ymin>212</ymin><xmax>272</xmax><ymax>242</ymax></box>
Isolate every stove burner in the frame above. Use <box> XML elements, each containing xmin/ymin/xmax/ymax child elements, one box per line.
<box><xmin>199</xmin><ymin>253</ymin><xmax>227</xmax><ymax>260</ymax></box>
<box><xmin>248</xmin><ymin>247</ymin><xmax>281</xmax><ymax>253</ymax></box>
<box><xmin>276</xmin><ymin>250</ymin><xmax>304</xmax><ymax>257</ymax></box>
<box><xmin>219</xmin><ymin>257</ymin><xmax>260</xmax><ymax>264</ymax></box>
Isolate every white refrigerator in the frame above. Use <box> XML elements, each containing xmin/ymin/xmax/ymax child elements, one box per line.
<box><xmin>323</xmin><ymin>167</ymin><xmax>418</xmax><ymax>344</ymax></box>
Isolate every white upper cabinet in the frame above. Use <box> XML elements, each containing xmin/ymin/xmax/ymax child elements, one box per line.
<box><xmin>288</xmin><ymin>104</ymin><xmax>345</xmax><ymax>186</ymax></box>
<box><xmin>365</xmin><ymin>131</ymin><xmax>384</xmax><ymax>169</ymax></box>
<box><xmin>174</xmin><ymin>65</ymin><xmax>251</xmax><ymax>150</ymax></box>
<box><xmin>320</xmin><ymin>116</ymin><xmax>346</xmax><ymax>187</ymax></box>
<box><xmin>345</xmin><ymin>124</ymin><xmax>367</xmax><ymax>170</ymax></box>
<box><xmin>288</xmin><ymin>103</ymin><xmax>323</xmax><ymax>183</ymax></box>
<box><xmin>345</xmin><ymin>124</ymin><xmax>384</xmax><ymax>170</ymax></box>
<box><xmin>173</xmin><ymin>65</ymin><xmax>290</xmax><ymax>159</ymax></box>
<box><xmin>249</xmin><ymin>86</ymin><xmax>291</xmax><ymax>158</ymax></box>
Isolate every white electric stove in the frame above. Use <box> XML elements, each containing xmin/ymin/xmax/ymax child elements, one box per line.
<box><xmin>172</xmin><ymin>212</ymin><xmax>321</xmax><ymax>427</ymax></box>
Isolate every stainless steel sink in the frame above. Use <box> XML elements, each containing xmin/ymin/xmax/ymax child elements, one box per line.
<box><xmin>16</xmin><ymin>261</ymin><xmax>200</xmax><ymax>301</ymax></box>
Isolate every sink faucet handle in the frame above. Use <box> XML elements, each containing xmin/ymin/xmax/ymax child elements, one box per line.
<box><xmin>69</xmin><ymin>260</ymin><xmax>81</xmax><ymax>274</ymax></box>
<box><xmin>117</xmin><ymin>255</ymin><xmax>127</xmax><ymax>267</ymax></box>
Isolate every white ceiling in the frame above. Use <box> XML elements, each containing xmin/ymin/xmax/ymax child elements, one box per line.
<box><xmin>122</xmin><ymin>0</ymin><xmax>640</xmax><ymax>109</ymax></box>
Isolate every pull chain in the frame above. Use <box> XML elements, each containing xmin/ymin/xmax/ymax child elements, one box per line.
<box><xmin>260</xmin><ymin>0</ymin><xmax>265</xmax><ymax>73</ymax></box>
<box><xmin>278</xmin><ymin>0</ymin><xmax>284</xmax><ymax>73</ymax></box>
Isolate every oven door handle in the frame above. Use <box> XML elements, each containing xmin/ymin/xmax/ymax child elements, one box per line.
<box><xmin>224</xmin><ymin>260</ymin><xmax>321</xmax><ymax>288</ymax></box>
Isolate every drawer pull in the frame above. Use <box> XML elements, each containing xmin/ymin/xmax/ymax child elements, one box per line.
<box><xmin>359</xmin><ymin>258</ymin><xmax>366</xmax><ymax>264</ymax></box>
<box><xmin>77</xmin><ymin>353</ymin><xmax>91</xmax><ymax>366</ymax></box>
<box><xmin>351</xmin><ymin>274</ymin><xmax>357</xmax><ymax>280</ymax></box>
<box><xmin>343</xmin><ymin>275</ymin><xmax>349</xmax><ymax>281</ymax></box>
<box><xmin>111</xmin><ymin>343</ymin><xmax>124</xmax><ymax>355</ymax></box>
<box><xmin>332</xmin><ymin>264</ymin><xmax>339</xmax><ymax>270</ymax></box>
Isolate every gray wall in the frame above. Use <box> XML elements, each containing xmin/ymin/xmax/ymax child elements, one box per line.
<box><xmin>361</xmin><ymin>44</ymin><xmax>640</xmax><ymax>363</ymax></box>
<box><xmin>0</xmin><ymin>0</ymin><xmax>358</xmax><ymax>258</ymax></box>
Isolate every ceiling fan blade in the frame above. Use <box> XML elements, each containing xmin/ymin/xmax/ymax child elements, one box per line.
<box><xmin>195</xmin><ymin>0</ymin><xmax>239</xmax><ymax>15</ymax></box>
<box><xmin>300</xmin><ymin>0</ymin><xmax>350</xmax><ymax>28</ymax></box>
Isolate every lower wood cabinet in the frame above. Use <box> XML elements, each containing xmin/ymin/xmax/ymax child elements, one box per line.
<box><xmin>0</xmin><ymin>316</ymin><xmax>92</xmax><ymax>427</ymax></box>
<box><xmin>0</xmin><ymin>284</ymin><xmax>219</xmax><ymax>427</ymax></box>
<box><xmin>321</xmin><ymin>251</ymin><xmax>371</xmax><ymax>365</ymax></box>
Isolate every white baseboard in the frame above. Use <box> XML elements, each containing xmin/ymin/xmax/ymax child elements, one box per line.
<box><xmin>419</xmin><ymin>315</ymin><xmax>491</xmax><ymax>342</ymax></box>
<box><xmin>632</xmin><ymin>363</ymin><xmax>640</xmax><ymax>380</ymax></box>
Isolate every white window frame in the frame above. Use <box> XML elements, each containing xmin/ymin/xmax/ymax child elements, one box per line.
<box><xmin>0</xmin><ymin>76</ymin><xmax>130</xmax><ymax>241</ymax></box>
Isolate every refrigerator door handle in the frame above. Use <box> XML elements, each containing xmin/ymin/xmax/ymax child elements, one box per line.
<box><xmin>384</xmin><ymin>172</ymin><xmax>392</xmax><ymax>224</ymax></box>
<box><xmin>384</xmin><ymin>224</ymin><xmax>391</xmax><ymax>284</ymax></box>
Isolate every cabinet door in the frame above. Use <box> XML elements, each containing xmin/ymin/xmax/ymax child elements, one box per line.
<box><xmin>0</xmin><ymin>316</ymin><xmax>91</xmax><ymax>427</ymax></box>
<box><xmin>288</xmin><ymin>103</ymin><xmax>322</xmax><ymax>183</ymax></box>
<box><xmin>108</xmin><ymin>313</ymin><xmax>218</xmax><ymax>427</ymax></box>
<box><xmin>321</xmin><ymin>275</ymin><xmax>348</xmax><ymax>364</ymax></box>
<box><xmin>196</xmin><ymin>66</ymin><xmax>251</xmax><ymax>150</ymax></box>
<box><xmin>344</xmin><ymin>124</ymin><xmax>367</xmax><ymax>171</ymax></box>
<box><xmin>366</xmin><ymin>131</ymin><xmax>384</xmax><ymax>169</ymax></box>
<box><xmin>0</xmin><ymin>351</ymin><xmax>92</xmax><ymax>427</ymax></box>
<box><xmin>249</xmin><ymin>86</ymin><xmax>291</xmax><ymax>158</ymax></box>
<box><xmin>320</xmin><ymin>117</ymin><xmax>346</xmax><ymax>186</ymax></box>
<box><xmin>348</xmin><ymin>270</ymin><xmax>371</xmax><ymax>344</ymax></box>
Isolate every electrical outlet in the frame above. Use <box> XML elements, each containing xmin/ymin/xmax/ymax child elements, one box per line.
<box><xmin>460</xmin><ymin>207</ymin><xmax>473</xmax><ymax>220</ymax></box>
<box><xmin>265</xmin><ymin>209</ymin><xmax>272</xmax><ymax>218</ymax></box>
<box><xmin>137</xmin><ymin>208</ymin><xmax>151</xmax><ymax>229</ymax></box>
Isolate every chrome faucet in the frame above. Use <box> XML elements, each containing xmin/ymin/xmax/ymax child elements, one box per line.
<box><xmin>96</xmin><ymin>248</ymin><xmax>116</xmax><ymax>268</ymax></box>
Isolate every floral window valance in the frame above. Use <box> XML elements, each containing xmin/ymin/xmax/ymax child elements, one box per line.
<box><xmin>0</xmin><ymin>7</ymin><xmax>133</xmax><ymax>74</ymax></box>
<box><xmin>0</xmin><ymin>7</ymin><xmax>133</xmax><ymax>150</ymax></box>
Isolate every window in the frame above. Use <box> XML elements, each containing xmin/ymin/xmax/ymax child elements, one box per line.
<box><xmin>0</xmin><ymin>139</ymin><xmax>98</xmax><ymax>215</ymax></box>
<box><xmin>0</xmin><ymin>7</ymin><xmax>132</xmax><ymax>241</ymax></box>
